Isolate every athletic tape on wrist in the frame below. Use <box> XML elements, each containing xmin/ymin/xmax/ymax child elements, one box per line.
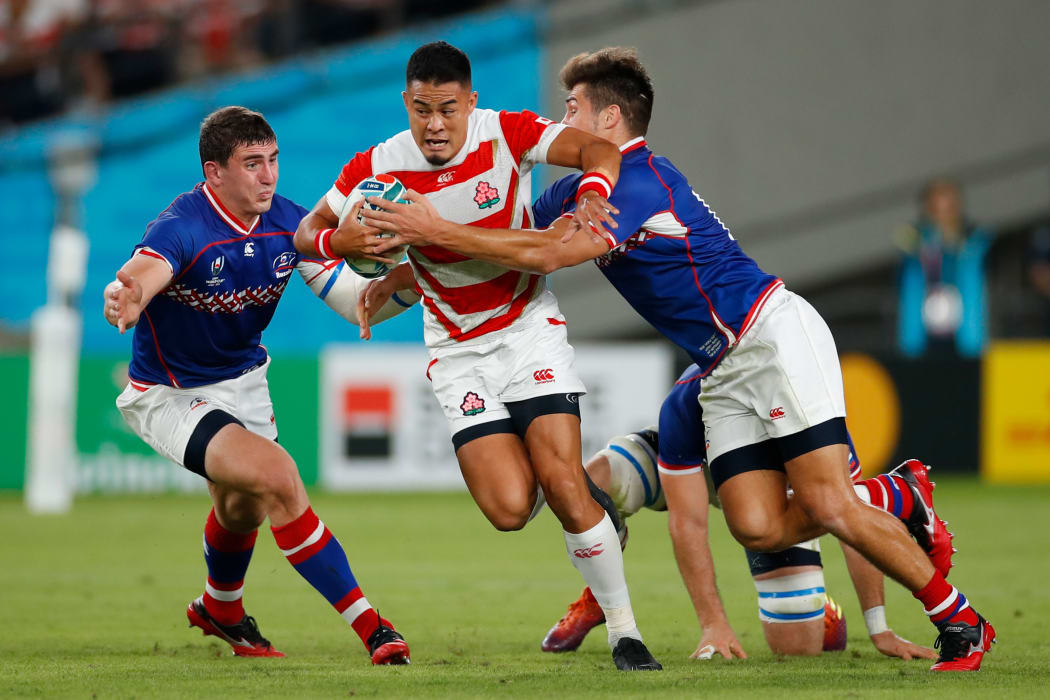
<box><xmin>576</xmin><ymin>172</ymin><xmax>612</xmax><ymax>201</ymax></box>
<box><xmin>863</xmin><ymin>605</ymin><xmax>889</xmax><ymax>636</ymax></box>
<box><xmin>315</xmin><ymin>228</ymin><xmax>337</xmax><ymax>260</ymax></box>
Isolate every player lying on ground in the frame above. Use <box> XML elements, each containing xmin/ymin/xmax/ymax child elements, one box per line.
<box><xmin>359</xmin><ymin>47</ymin><xmax>994</xmax><ymax>671</ymax></box>
<box><xmin>102</xmin><ymin>106</ymin><xmax>416</xmax><ymax>664</ymax></box>
<box><xmin>293</xmin><ymin>42</ymin><xmax>660</xmax><ymax>671</ymax></box>
<box><xmin>543</xmin><ymin>364</ymin><xmax>936</xmax><ymax>661</ymax></box>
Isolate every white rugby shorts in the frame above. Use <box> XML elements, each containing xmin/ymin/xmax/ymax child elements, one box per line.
<box><xmin>427</xmin><ymin>312</ymin><xmax>587</xmax><ymax>437</ymax></box>
<box><xmin>699</xmin><ymin>288</ymin><xmax>846</xmax><ymax>464</ymax></box>
<box><xmin>116</xmin><ymin>357</ymin><xmax>277</xmax><ymax>470</ymax></box>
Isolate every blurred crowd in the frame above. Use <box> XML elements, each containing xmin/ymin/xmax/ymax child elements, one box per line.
<box><xmin>895</xmin><ymin>178</ymin><xmax>1050</xmax><ymax>357</ymax></box>
<box><xmin>0</xmin><ymin>0</ymin><xmax>491</xmax><ymax>127</ymax></box>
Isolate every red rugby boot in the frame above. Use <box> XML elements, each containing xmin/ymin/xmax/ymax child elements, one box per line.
<box><xmin>541</xmin><ymin>587</ymin><xmax>605</xmax><ymax>652</ymax></box>
<box><xmin>889</xmin><ymin>459</ymin><xmax>955</xmax><ymax>577</ymax></box>
<box><xmin>930</xmin><ymin>614</ymin><xmax>996</xmax><ymax>672</ymax></box>
<box><xmin>187</xmin><ymin>597</ymin><xmax>285</xmax><ymax>657</ymax></box>
<box><xmin>366</xmin><ymin>616</ymin><xmax>410</xmax><ymax>665</ymax></box>
<box><xmin>822</xmin><ymin>595</ymin><xmax>847</xmax><ymax>652</ymax></box>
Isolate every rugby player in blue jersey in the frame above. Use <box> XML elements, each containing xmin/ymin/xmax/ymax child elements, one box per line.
<box><xmin>360</xmin><ymin>49</ymin><xmax>994</xmax><ymax>671</ymax></box>
<box><xmin>102</xmin><ymin>106</ymin><xmax>416</xmax><ymax>664</ymax></box>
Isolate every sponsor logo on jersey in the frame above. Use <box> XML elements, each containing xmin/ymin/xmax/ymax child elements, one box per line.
<box><xmin>769</xmin><ymin>406</ymin><xmax>786</xmax><ymax>420</ymax></box>
<box><xmin>244</xmin><ymin>241</ymin><xmax>255</xmax><ymax>257</ymax></box>
<box><xmin>474</xmin><ymin>181</ymin><xmax>500</xmax><ymax>209</ymax></box>
<box><xmin>207</xmin><ymin>255</ymin><xmax>226</xmax><ymax>286</ymax></box>
<box><xmin>190</xmin><ymin>397</ymin><xmax>208</xmax><ymax>411</ymax></box>
<box><xmin>272</xmin><ymin>252</ymin><xmax>296</xmax><ymax>279</ymax></box>
<box><xmin>460</xmin><ymin>391</ymin><xmax>486</xmax><ymax>416</ymax></box>
<box><xmin>573</xmin><ymin>543</ymin><xmax>604</xmax><ymax>559</ymax></box>
<box><xmin>437</xmin><ymin>171</ymin><xmax>455</xmax><ymax>185</ymax></box>
<box><xmin>533</xmin><ymin>368</ymin><xmax>555</xmax><ymax>383</ymax></box>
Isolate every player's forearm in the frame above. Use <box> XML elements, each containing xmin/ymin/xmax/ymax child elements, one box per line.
<box><xmin>428</xmin><ymin>220</ymin><xmax>562</xmax><ymax>275</ymax></box>
<box><xmin>294</xmin><ymin>211</ymin><xmax>332</xmax><ymax>258</ymax></box>
<box><xmin>668</xmin><ymin>513</ymin><xmax>732</xmax><ymax>630</ymax></box>
<box><xmin>578</xmin><ymin>139</ymin><xmax>621</xmax><ymax>190</ymax></box>
<box><xmin>841</xmin><ymin>540</ymin><xmax>885</xmax><ymax>611</ymax></box>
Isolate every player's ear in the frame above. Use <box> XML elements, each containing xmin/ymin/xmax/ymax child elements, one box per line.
<box><xmin>467</xmin><ymin>90</ymin><xmax>478</xmax><ymax>111</ymax></box>
<box><xmin>402</xmin><ymin>90</ymin><xmax>410</xmax><ymax>111</ymax></box>
<box><xmin>202</xmin><ymin>160</ymin><xmax>221</xmax><ymax>183</ymax></box>
<box><xmin>603</xmin><ymin>104</ymin><xmax>622</xmax><ymax>130</ymax></box>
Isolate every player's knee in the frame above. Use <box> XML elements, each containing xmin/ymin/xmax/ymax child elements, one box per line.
<box><xmin>754</xmin><ymin>567</ymin><xmax>827</xmax><ymax>634</ymax></box>
<box><xmin>727</xmin><ymin>513</ymin><xmax>782</xmax><ymax>552</ymax></box>
<box><xmin>253</xmin><ymin>452</ymin><xmax>301</xmax><ymax>505</ymax></box>
<box><xmin>484</xmin><ymin>505</ymin><xmax>530</xmax><ymax>532</ymax></box>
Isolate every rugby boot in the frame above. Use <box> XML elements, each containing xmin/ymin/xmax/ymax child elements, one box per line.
<box><xmin>822</xmin><ymin>595</ymin><xmax>847</xmax><ymax>652</ymax></box>
<box><xmin>930</xmin><ymin>614</ymin><xmax>996</xmax><ymax>672</ymax></box>
<box><xmin>367</xmin><ymin>614</ymin><xmax>411</xmax><ymax>665</ymax></box>
<box><xmin>541</xmin><ymin>586</ymin><xmax>605</xmax><ymax>652</ymax></box>
<box><xmin>187</xmin><ymin>597</ymin><xmax>284</xmax><ymax>657</ymax></box>
<box><xmin>611</xmin><ymin>636</ymin><xmax>663</xmax><ymax>670</ymax></box>
<box><xmin>889</xmin><ymin>459</ymin><xmax>955</xmax><ymax>577</ymax></box>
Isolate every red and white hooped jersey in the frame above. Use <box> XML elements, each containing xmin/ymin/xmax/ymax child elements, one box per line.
<box><xmin>325</xmin><ymin>108</ymin><xmax>567</xmax><ymax>347</ymax></box>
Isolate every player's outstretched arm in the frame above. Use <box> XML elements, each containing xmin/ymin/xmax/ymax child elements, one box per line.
<box><xmin>356</xmin><ymin>263</ymin><xmax>418</xmax><ymax>341</ymax></box>
<box><xmin>840</xmin><ymin>541</ymin><xmax>936</xmax><ymax>660</ymax></box>
<box><xmin>102</xmin><ymin>255</ymin><xmax>173</xmax><ymax>333</ymax></box>
<box><xmin>296</xmin><ymin>259</ymin><xmax>419</xmax><ymax>330</ymax></box>
<box><xmin>294</xmin><ymin>196</ymin><xmax>397</xmax><ymax>264</ymax></box>
<box><xmin>663</xmin><ymin>470</ymin><xmax>748</xmax><ymax>660</ymax></box>
<box><xmin>364</xmin><ymin>191</ymin><xmax>609</xmax><ymax>275</ymax></box>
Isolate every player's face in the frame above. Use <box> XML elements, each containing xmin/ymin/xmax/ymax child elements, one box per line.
<box><xmin>403</xmin><ymin>80</ymin><xmax>477</xmax><ymax>165</ymax></box>
<box><xmin>215</xmin><ymin>141</ymin><xmax>279</xmax><ymax>219</ymax></box>
<box><xmin>562</xmin><ymin>84</ymin><xmax>601</xmax><ymax>136</ymax></box>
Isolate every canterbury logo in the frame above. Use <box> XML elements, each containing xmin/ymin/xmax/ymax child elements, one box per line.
<box><xmin>769</xmin><ymin>407</ymin><xmax>785</xmax><ymax>419</ymax></box>
<box><xmin>437</xmin><ymin>171</ymin><xmax>455</xmax><ymax>185</ymax></box>
<box><xmin>533</xmin><ymin>368</ymin><xmax>555</xmax><ymax>382</ymax></box>
<box><xmin>573</xmin><ymin>544</ymin><xmax>604</xmax><ymax>559</ymax></box>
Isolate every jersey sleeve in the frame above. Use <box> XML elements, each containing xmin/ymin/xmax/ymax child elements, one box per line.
<box><xmin>657</xmin><ymin>369</ymin><xmax>706</xmax><ymax>476</ymax></box>
<box><xmin>601</xmin><ymin>177</ymin><xmax>666</xmax><ymax>249</ymax></box>
<box><xmin>532</xmin><ymin>174</ymin><xmax>580</xmax><ymax>229</ymax></box>
<box><xmin>133</xmin><ymin>216</ymin><xmax>191</xmax><ymax>279</ymax></box>
<box><xmin>327</xmin><ymin>147</ymin><xmax>375</xmax><ymax>217</ymax></box>
<box><xmin>499</xmin><ymin>110</ymin><xmax>566</xmax><ymax>166</ymax></box>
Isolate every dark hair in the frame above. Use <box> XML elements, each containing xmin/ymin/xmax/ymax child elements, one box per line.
<box><xmin>406</xmin><ymin>41</ymin><xmax>471</xmax><ymax>87</ymax></box>
<box><xmin>199</xmin><ymin>106</ymin><xmax>275</xmax><ymax>167</ymax></box>
<box><xmin>559</xmin><ymin>47</ymin><xmax>654</xmax><ymax>136</ymax></box>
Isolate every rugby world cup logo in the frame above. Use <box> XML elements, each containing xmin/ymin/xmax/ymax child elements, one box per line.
<box><xmin>210</xmin><ymin>255</ymin><xmax>225</xmax><ymax>276</ymax></box>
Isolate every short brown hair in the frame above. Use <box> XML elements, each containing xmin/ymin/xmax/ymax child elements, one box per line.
<box><xmin>559</xmin><ymin>47</ymin><xmax>654</xmax><ymax>136</ymax></box>
<box><xmin>199</xmin><ymin>106</ymin><xmax>275</xmax><ymax>168</ymax></box>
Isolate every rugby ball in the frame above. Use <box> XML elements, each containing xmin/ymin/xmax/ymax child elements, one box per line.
<box><xmin>339</xmin><ymin>173</ymin><xmax>410</xmax><ymax>279</ymax></box>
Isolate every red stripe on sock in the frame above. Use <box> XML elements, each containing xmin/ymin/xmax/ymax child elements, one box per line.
<box><xmin>203</xmin><ymin>590</ymin><xmax>245</xmax><ymax>626</ymax></box>
<box><xmin>285</xmin><ymin>528</ymin><xmax>333</xmax><ymax>566</ymax></box>
<box><xmin>205</xmin><ymin>508</ymin><xmax>258</xmax><ymax>552</ymax></box>
<box><xmin>350</xmin><ymin>608</ymin><xmax>380</xmax><ymax>646</ymax></box>
<box><xmin>914</xmin><ymin>573</ymin><xmax>953</xmax><ymax>612</ymax></box>
<box><xmin>334</xmin><ymin>586</ymin><xmax>364</xmax><ymax>614</ymax></box>
<box><xmin>271</xmin><ymin>506</ymin><xmax>319</xmax><ymax>550</ymax></box>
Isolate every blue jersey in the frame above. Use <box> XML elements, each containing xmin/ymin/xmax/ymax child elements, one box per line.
<box><xmin>533</xmin><ymin>138</ymin><xmax>782</xmax><ymax>376</ymax></box>
<box><xmin>128</xmin><ymin>183</ymin><xmax>307</xmax><ymax>388</ymax></box>
<box><xmin>657</xmin><ymin>364</ymin><xmax>861</xmax><ymax>480</ymax></box>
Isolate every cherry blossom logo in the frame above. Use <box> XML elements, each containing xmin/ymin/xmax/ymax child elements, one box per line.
<box><xmin>460</xmin><ymin>391</ymin><xmax>486</xmax><ymax>416</ymax></box>
<box><xmin>474</xmin><ymin>181</ymin><xmax>500</xmax><ymax>209</ymax></box>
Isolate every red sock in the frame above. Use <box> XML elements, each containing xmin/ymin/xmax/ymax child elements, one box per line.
<box><xmin>856</xmin><ymin>474</ymin><xmax>915</xmax><ymax>520</ymax></box>
<box><xmin>202</xmin><ymin>508</ymin><xmax>257</xmax><ymax>625</ymax></box>
<box><xmin>914</xmin><ymin>573</ymin><xmax>978</xmax><ymax>627</ymax></box>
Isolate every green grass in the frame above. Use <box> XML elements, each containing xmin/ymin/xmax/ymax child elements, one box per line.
<box><xmin>2</xmin><ymin>478</ymin><xmax>1048</xmax><ymax>698</ymax></box>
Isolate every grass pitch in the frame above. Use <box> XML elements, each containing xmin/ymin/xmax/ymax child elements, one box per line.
<box><xmin>2</xmin><ymin>477</ymin><xmax>1048</xmax><ymax>698</ymax></box>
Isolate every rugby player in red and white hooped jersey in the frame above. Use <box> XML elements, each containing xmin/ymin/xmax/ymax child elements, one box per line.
<box><xmin>293</xmin><ymin>42</ymin><xmax>660</xmax><ymax>671</ymax></box>
<box><xmin>360</xmin><ymin>48</ymin><xmax>995</xmax><ymax>672</ymax></box>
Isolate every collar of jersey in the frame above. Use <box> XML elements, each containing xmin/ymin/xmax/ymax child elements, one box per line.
<box><xmin>620</xmin><ymin>137</ymin><xmax>647</xmax><ymax>155</ymax></box>
<box><xmin>203</xmin><ymin>182</ymin><xmax>261</xmax><ymax>236</ymax></box>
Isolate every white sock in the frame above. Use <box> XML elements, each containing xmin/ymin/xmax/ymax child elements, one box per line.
<box><xmin>563</xmin><ymin>512</ymin><xmax>641</xmax><ymax>647</ymax></box>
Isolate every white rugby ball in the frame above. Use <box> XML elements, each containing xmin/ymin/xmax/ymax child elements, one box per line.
<box><xmin>339</xmin><ymin>173</ymin><xmax>410</xmax><ymax>279</ymax></box>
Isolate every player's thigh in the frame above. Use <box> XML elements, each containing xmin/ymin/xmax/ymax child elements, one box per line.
<box><xmin>234</xmin><ymin>357</ymin><xmax>279</xmax><ymax>440</ymax></box>
<box><xmin>455</xmin><ymin>432</ymin><xmax>537</xmax><ymax>531</ymax></box>
<box><xmin>706</xmin><ymin>434</ymin><xmax>790</xmax><ymax>546</ymax></box>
